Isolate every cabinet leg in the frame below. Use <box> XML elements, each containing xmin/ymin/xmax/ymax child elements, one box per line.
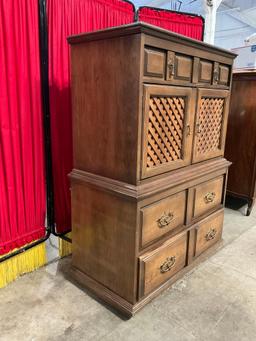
<box><xmin>246</xmin><ymin>198</ymin><xmax>255</xmax><ymax>216</ymax></box>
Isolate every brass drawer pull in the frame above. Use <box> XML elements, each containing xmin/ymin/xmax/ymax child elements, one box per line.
<box><xmin>213</xmin><ymin>69</ymin><xmax>219</xmax><ymax>83</ymax></box>
<box><xmin>204</xmin><ymin>192</ymin><xmax>216</xmax><ymax>203</ymax></box>
<box><xmin>160</xmin><ymin>256</ymin><xmax>176</xmax><ymax>273</ymax></box>
<box><xmin>205</xmin><ymin>228</ymin><xmax>217</xmax><ymax>241</ymax></box>
<box><xmin>157</xmin><ymin>212</ymin><xmax>174</xmax><ymax>228</ymax></box>
<box><xmin>167</xmin><ymin>57</ymin><xmax>175</xmax><ymax>77</ymax></box>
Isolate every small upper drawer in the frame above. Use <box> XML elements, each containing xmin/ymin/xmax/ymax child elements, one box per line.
<box><xmin>193</xmin><ymin>209</ymin><xmax>224</xmax><ymax>258</ymax></box>
<box><xmin>166</xmin><ymin>51</ymin><xmax>193</xmax><ymax>83</ymax></box>
<box><xmin>139</xmin><ymin>232</ymin><xmax>187</xmax><ymax>297</ymax></box>
<box><xmin>192</xmin><ymin>176</ymin><xmax>224</xmax><ymax>220</ymax></box>
<box><xmin>194</xmin><ymin>59</ymin><xmax>231</xmax><ymax>87</ymax></box>
<box><xmin>144</xmin><ymin>48</ymin><xmax>166</xmax><ymax>79</ymax></box>
<box><xmin>197</xmin><ymin>59</ymin><xmax>214</xmax><ymax>84</ymax></box>
<box><xmin>140</xmin><ymin>191</ymin><xmax>186</xmax><ymax>247</ymax></box>
<box><xmin>217</xmin><ymin>64</ymin><xmax>230</xmax><ymax>86</ymax></box>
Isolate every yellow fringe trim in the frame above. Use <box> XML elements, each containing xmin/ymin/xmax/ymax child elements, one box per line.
<box><xmin>0</xmin><ymin>242</ymin><xmax>47</xmax><ymax>289</ymax></box>
<box><xmin>58</xmin><ymin>232</ymin><xmax>72</xmax><ymax>258</ymax></box>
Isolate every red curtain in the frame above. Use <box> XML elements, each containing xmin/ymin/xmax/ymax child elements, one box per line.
<box><xmin>0</xmin><ymin>1</ymin><xmax>46</xmax><ymax>255</ymax></box>
<box><xmin>47</xmin><ymin>0</ymin><xmax>135</xmax><ymax>233</ymax></box>
<box><xmin>138</xmin><ymin>7</ymin><xmax>204</xmax><ymax>41</ymax></box>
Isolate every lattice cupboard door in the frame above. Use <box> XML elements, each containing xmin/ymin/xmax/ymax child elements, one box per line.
<box><xmin>192</xmin><ymin>89</ymin><xmax>230</xmax><ymax>164</ymax></box>
<box><xmin>141</xmin><ymin>85</ymin><xmax>195</xmax><ymax>178</ymax></box>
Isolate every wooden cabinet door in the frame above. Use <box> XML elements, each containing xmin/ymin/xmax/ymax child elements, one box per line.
<box><xmin>192</xmin><ymin>89</ymin><xmax>230</xmax><ymax>164</ymax></box>
<box><xmin>141</xmin><ymin>85</ymin><xmax>195</xmax><ymax>178</ymax></box>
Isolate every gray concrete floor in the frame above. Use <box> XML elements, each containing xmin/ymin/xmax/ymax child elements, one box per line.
<box><xmin>1</xmin><ymin>200</ymin><xmax>256</xmax><ymax>341</ymax></box>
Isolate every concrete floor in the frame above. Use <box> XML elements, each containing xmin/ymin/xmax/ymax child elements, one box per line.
<box><xmin>1</xmin><ymin>200</ymin><xmax>256</xmax><ymax>341</ymax></box>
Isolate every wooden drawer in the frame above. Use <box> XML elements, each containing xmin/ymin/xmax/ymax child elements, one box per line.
<box><xmin>139</xmin><ymin>232</ymin><xmax>187</xmax><ymax>297</ymax></box>
<box><xmin>166</xmin><ymin>51</ymin><xmax>193</xmax><ymax>83</ymax></box>
<box><xmin>192</xmin><ymin>210</ymin><xmax>224</xmax><ymax>258</ymax></box>
<box><xmin>196</xmin><ymin>59</ymin><xmax>214</xmax><ymax>85</ymax></box>
<box><xmin>193</xmin><ymin>59</ymin><xmax>230</xmax><ymax>87</ymax></box>
<box><xmin>140</xmin><ymin>190</ymin><xmax>186</xmax><ymax>247</ymax></box>
<box><xmin>144</xmin><ymin>48</ymin><xmax>166</xmax><ymax>79</ymax></box>
<box><xmin>218</xmin><ymin>64</ymin><xmax>230</xmax><ymax>86</ymax></box>
<box><xmin>192</xmin><ymin>176</ymin><xmax>224</xmax><ymax>219</ymax></box>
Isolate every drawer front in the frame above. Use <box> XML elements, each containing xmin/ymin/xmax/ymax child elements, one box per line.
<box><xmin>166</xmin><ymin>51</ymin><xmax>193</xmax><ymax>83</ymax></box>
<box><xmin>197</xmin><ymin>59</ymin><xmax>214</xmax><ymax>84</ymax></box>
<box><xmin>139</xmin><ymin>232</ymin><xmax>187</xmax><ymax>297</ymax></box>
<box><xmin>141</xmin><ymin>191</ymin><xmax>186</xmax><ymax>247</ymax></box>
<box><xmin>194</xmin><ymin>210</ymin><xmax>224</xmax><ymax>258</ymax></box>
<box><xmin>144</xmin><ymin>48</ymin><xmax>166</xmax><ymax>79</ymax></box>
<box><xmin>193</xmin><ymin>176</ymin><xmax>224</xmax><ymax>219</ymax></box>
<box><xmin>218</xmin><ymin>64</ymin><xmax>230</xmax><ymax>86</ymax></box>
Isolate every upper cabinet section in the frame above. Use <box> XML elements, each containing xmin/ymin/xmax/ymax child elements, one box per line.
<box><xmin>68</xmin><ymin>23</ymin><xmax>236</xmax><ymax>185</ymax></box>
<box><xmin>143</xmin><ymin>34</ymin><xmax>233</xmax><ymax>89</ymax></box>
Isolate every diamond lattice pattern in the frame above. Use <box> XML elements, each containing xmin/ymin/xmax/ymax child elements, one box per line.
<box><xmin>196</xmin><ymin>97</ymin><xmax>224</xmax><ymax>155</ymax></box>
<box><xmin>146</xmin><ymin>96</ymin><xmax>185</xmax><ymax>169</ymax></box>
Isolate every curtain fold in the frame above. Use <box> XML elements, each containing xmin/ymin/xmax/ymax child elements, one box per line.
<box><xmin>137</xmin><ymin>7</ymin><xmax>204</xmax><ymax>41</ymax></box>
<box><xmin>47</xmin><ymin>0</ymin><xmax>135</xmax><ymax>233</ymax></box>
<box><xmin>0</xmin><ymin>1</ymin><xmax>46</xmax><ymax>255</ymax></box>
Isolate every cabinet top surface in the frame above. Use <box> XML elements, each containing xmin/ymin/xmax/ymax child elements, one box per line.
<box><xmin>67</xmin><ymin>22</ymin><xmax>236</xmax><ymax>59</ymax></box>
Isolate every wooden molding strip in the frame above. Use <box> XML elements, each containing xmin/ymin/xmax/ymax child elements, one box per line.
<box><xmin>70</xmin><ymin>158</ymin><xmax>231</xmax><ymax>200</ymax></box>
<box><xmin>67</xmin><ymin>22</ymin><xmax>236</xmax><ymax>60</ymax></box>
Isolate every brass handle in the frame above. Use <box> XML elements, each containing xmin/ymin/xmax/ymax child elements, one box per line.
<box><xmin>157</xmin><ymin>212</ymin><xmax>174</xmax><ymax>228</ymax></box>
<box><xmin>196</xmin><ymin>123</ymin><xmax>201</xmax><ymax>134</ymax></box>
<box><xmin>205</xmin><ymin>228</ymin><xmax>217</xmax><ymax>241</ymax></box>
<box><xmin>160</xmin><ymin>256</ymin><xmax>176</xmax><ymax>273</ymax></box>
<box><xmin>213</xmin><ymin>69</ymin><xmax>219</xmax><ymax>83</ymax></box>
<box><xmin>204</xmin><ymin>192</ymin><xmax>216</xmax><ymax>203</ymax></box>
<box><xmin>186</xmin><ymin>124</ymin><xmax>191</xmax><ymax>136</ymax></box>
<box><xmin>167</xmin><ymin>58</ymin><xmax>175</xmax><ymax>77</ymax></box>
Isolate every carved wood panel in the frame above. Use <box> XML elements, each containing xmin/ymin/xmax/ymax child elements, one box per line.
<box><xmin>192</xmin><ymin>89</ymin><xmax>230</xmax><ymax>163</ymax></box>
<box><xmin>142</xmin><ymin>85</ymin><xmax>195</xmax><ymax>178</ymax></box>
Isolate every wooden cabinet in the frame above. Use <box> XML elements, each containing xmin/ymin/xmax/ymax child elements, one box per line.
<box><xmin>68</xmin><ymin>23</ymin><xmax>235</xmax><ymax>316</ymax></box>
<box><xmin>225</xmin><ymin>71</ymin><xmax>256</xmax><ymax>215</ymax></box>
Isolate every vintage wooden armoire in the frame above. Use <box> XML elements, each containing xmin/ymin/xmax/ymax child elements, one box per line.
<box><xmin>68</xmin><ymin>23</ymin><xmax>236</xmax><ymax>316</ymax></box>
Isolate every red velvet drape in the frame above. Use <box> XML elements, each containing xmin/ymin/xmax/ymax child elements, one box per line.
<box><xmin>138</xmin><ymin>7</ymin><xmax>204</xmax><ymax>41</ymax></box>
<box><xmin>47</xmin><ymin>0</ymin><xmax>135</xmax><ymax>233</ymax></box>
<box><xmin>0</xmin><ymin>1</ymin><xmax>46</xmax><ymax>255</ymax></box>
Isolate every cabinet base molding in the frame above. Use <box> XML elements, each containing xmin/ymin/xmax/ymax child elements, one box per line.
<box><xmin>70</xmin><ymin>239</ymin><xmax>223</xmax><ymax>317</ymax></box>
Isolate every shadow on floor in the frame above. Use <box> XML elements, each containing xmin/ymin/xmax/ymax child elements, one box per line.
<box><xmin>225</xmin><ymin>195</ymin><xmax>248</xmax><ymax>212</ymax></box>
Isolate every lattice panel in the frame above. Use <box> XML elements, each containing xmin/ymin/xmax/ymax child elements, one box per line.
<box><xmin>146</xmin><ymin>96</ymin><xmax>185</xmax><ymax>169</ymax></box>
<box><xmin>196</xmin><ymin>97</ymin><xmax>224</xmax><ymax>155</ymax></box>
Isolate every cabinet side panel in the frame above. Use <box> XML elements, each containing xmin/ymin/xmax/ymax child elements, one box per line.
<box><xmin>70</xmin><ymin>34</ymin><xmax>141</xmax><ymax>184</ymax></box>
<box><xmin>71</xmin><ymin>182</ymin><xmax>138</xmax><ymax>303</ymax></box>
<box><xmin>225</xmin><ymin>74</ymin><xmax>256</xmax><ymax>197</ymax></box>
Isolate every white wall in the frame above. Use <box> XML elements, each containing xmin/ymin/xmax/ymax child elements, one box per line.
<box><xmin>214</xmin><ymin>11</ymin><xmax>256</xmax><ymax>49</ymax></box>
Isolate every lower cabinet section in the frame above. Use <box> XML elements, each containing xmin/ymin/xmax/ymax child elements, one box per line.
<box><xmin>70</xmin><ymin>160</ymin><xmax>229</xmax><ymax>316</ymax></box>
<box><xmin>139</xmin><ymin>231</ymin><xmax>187</xmax><ymax>297</ymax></box>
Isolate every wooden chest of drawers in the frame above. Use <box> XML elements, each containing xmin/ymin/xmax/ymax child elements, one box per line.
<box><xmin>68</xmin><ymin>23</ymin><xmax>236</xmax><ymax>316</ymax></box>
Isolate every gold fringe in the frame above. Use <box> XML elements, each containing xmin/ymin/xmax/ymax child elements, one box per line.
<box><xmin>0</xmin><ymin>242</ymin><xmax>47</xmax><ymax>289</ymax></box>
<box><xmin>58</xmin><ymin>232</ymin><xmax>72</xmax><ymax>258</ymax></box>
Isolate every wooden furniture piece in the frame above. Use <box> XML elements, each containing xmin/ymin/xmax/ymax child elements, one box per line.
<box><xmin>68</xmin><ymin>23</ymin><xmax>236</xmax><ymax>316</ymax></box>
<box><xmin>225</xmin><ymin>70</ymin><xmax>256</xmax><ymax>216</ymax></box>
